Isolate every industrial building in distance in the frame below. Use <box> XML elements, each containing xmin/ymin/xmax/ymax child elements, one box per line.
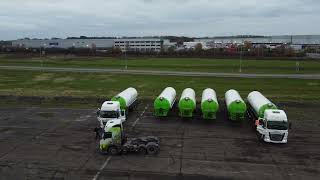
<box><xmin>114</xmin><ymin>39</ymin><xmax>172</xmax><ymax>52</ymax></box>
<box><xmin>12</xmin><ymin>38</ymin><xmax>115</xmax><ymax>49</ymax></box>
<box><xmin>194</xmin><ymin>35</ymin><xmax>320</xmax><ymax>50</ymax></box>
<box><xmin>10</xmin><ymin>38</ymin><xmax>170</xmax><ymax>52</ymax></box>
<box><xmin>4</xmin><ymin>35</ymin><xmax>320</xmax><ymax>54</ymax></box>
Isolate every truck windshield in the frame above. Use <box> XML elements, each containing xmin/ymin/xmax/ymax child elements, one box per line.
<box><xmin>267</xmin><ymin>121</ymin><xmax>288</xmax><ymax>130</ymax></box>
<box><xmin>99</xmin><ymin>111</ymin><xmax>119</xmax><ymax>118</ymax></box>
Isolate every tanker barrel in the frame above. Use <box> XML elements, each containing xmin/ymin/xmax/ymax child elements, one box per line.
<box><xmin>180</xmin><ymin>88</ymin><xmax>196</xmax><ymax>102</ymax></box>
<box><xmin>178</xmin><ymin>88</ymin><xmax>196</xmax><ymax>118</ymax></box>
<box><xmin>158</xmin><ymin>87</ymin><xmax>176</xmax><ymax>107</ymax></box>
<box><xmin>112</xmin><ymin>87</ymin><xmax>138</xmax><ymax>110</ymax></box>
<box><xmin>225</xmin><ymin>89</ymin><xmax>247</xmax><ymax>121</ymax></box>
<box><xmin>247</xmin><ymin>91</ymin><xmax>277</xmax><ymax>118</ymax></box>
<box><xmin>201</xmin><ymin>88</ymin><xmax>219</xmax><ymax>120</ymax></box>
<box><xmin>201</xmin><ymin>88</ymin><xmax>218</xmax><ymax>104</ymax></box>
<box><xmin>225</xmin><ymin>89</ymin><xmax>245</xmax><ymax>106</ymax></box>
<box><xmin>154</xmin><ymin>87</ymin><xmax>177</xmax><ymax>117</ymax></box>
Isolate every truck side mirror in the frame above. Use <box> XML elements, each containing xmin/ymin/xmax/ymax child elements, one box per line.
<box><xmin>94</xmin><ymin>127</ymin><xmax>103</xmax><ymax>139</ymax></box>
<box><xmin>104</xmin><ymin>132</ymin><xmax>112</xmax><ymax>139</ymax></box>
<box><xmin>259</xmin><ymin>120</ymin><xmax>265</xmax><ymax>128</ymax></box>
<box><xmin>96</xmin><ymin>108</ymin><xmax>100</xmax><ymax>116</ymax></box>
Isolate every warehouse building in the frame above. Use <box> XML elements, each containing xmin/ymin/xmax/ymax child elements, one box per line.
<box><xmin>114</xmin><ymin>38</ymin><xmax>163</xmax><ymax>52</ymax></box>
<box><xmin>12</xmin><ymin>39</ymin><xmax>114</xmax><ymax>49</ymax></box>
<box><xmin>11</xmin><ymin>38</ymin><xmax>167</xmax><ymax>52</ymax></box>
<box><xmin>0</xmin><ymin>41</ymin><xmax>12</xmax><ymax>47</ymax></box>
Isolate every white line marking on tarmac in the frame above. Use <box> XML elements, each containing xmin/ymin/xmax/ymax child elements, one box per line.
<box><xmin>75</xmin><ymin>115</ymin><xmax>92</xmax><ymax>122</ymax></box>
<box><xmin>0</xmin><ymin>125</ymin><xmax>35</xmax><ymax>129</ymax></box>
<box><xmin>132</xmin><ymin>105</ymin><xmax>149</xmax><ymax>127</ymax></box>
<box><xmin>230</xmin><ymin>171</ymin><xmax>250</xmax><ymax>174</ymax></box>
<box><xmin>92</xmin><ymin>156</ymin><xmax>112</xmax><ymax>180</ymax></box>
<box><xmin>132</xmin><ymin>118</ymin><xmax>140</xmax><ymax>127</ymax></box>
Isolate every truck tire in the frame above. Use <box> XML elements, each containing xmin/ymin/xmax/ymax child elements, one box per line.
<box><xmin>138</xmin><ymin>147</ymin><xmax>147</xmax><ymax>155</ymax></box>
<box><xmin>146</xmin><ymin>142</ymin><xmax>159</xmax><ymax>155</ymax></box>
<box><xmin>108</xmin><ymin>146</ymin><xmax>119</xmax><ymax>155</ymax></box>
<box><xmin>121</xmin><ymin>148</ymin><xmax>128</xmax><ymax>155</ymax></box>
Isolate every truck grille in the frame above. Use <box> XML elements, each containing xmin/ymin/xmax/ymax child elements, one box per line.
<box><xmin>269</xmin><ymin>133</ymin><xmax>284</xmax><ymax>141</ymax></box>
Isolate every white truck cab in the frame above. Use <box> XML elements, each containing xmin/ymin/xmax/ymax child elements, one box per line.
<box><xmin>99</xmin><ymin>119</ymin><xmax>123</xmax><ymax>153</ymax></box>
<box><xmin>96</xmin><ymin>118</ymin><xmax>160</xmax><ymax>155</ymax></box>
<box><xmin>256</xmin><ymin>110</ymin><xmax>289</xmax><ymax>143</ymax></box>
<box><xmin>97</xmin><ymin>101</ymin><xmax>126</xmax><ymax>128</ymax></box>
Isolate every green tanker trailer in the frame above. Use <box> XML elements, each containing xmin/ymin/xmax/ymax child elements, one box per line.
<box><xmin>111</xmin><ymin>87</ymin><xmax>138</xmax><ymax>113</ymax></box>
<box><xmin>154</xmin><ymin>87</ymin><xmax>177</xmax><ymax>117</ymax></box>
<box><xmin>201</xmin><ymin>88</ymin><xmax>219</xmax><ymax>120</ymax></box>
<box><xmin>225</xmin><ymin>89</ymin><xmax>247</xmax><ymax>121</ymax></box>
<box><xmin>178</xmin><ymin>88</ymin><xmax>196</xmax><ymax>118</ymax></box>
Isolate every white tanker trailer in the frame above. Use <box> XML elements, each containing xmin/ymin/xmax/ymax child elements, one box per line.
<box><xmin>247</xmin><ymin>91</ymin><xmax>289</xmax><ymax>144</ymax></box>
<box><xmin>97</xmin><ymin>88</ymin><xmax>138</xmax><ymax>127</ymax></box>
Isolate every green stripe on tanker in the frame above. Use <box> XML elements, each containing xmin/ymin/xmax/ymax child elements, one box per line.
<box><xmin>178</xmin><ymin>88</ymin><xmax>196</xmax><ymax>118</ymax></box>
<box><xmin>225</xmin><ymin>89</ymin><xmax>247</xmax><ymax>121</ymax></box>
<box><xmin>201</xmin><ymin>88</ymin><xmax>219</xmax><ymax>120</ymax></box>
<box><xmin>256</xmin><ymin>103</ymin><xmax>277</xmax><ymax>118</ymax></box>
<box><xmin>201</xmin><ymin>100</ymin><xmax>219</xmax><ymax>119</ymax></box>
<box><xmin>111</xmin><ymin>87</ymin><xmax>138</xmax><ymax>110</ymax></box>
<box><xmin>227</xmin><ymin>101</ymin><xmax>247</xmax><ymax>121</ymax></box>
<box><xmin>154</xmin><ymin>87</ymin><xmax>176</xmax><ymax>117</ymax></box>
<box><xmin>247</xmin><ymin>91</ymin><xmax>278</xmax><ymax>119</ymax></box>
<box><xmin>111</xmin><ymin>96</ymin><xmax>127</xmax><ymax>110</ymax></box>
<box><xmin>154</xmin><ymin>98</ymin><xmax>171</xmax><ymax>116</ymax></box>
<box><xmin>178</xmin><ymin>98</ymin><xmax>196</xmax><ymax>117</ymax></box>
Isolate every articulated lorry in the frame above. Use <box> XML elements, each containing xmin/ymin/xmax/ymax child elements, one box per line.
<box><xmin>247</xmin><ymin>91</ymin><xmax>289</xmax><ymax>144</ymax></box>
<box><xmin>97</xmin><ymin>88</ymin><xmax>138</xmax><ymax>128</ymax></box>
<box><xmin>95</xmin><ymin>119</ymin><xmax>160</xmax><ymax>155</ymax></box>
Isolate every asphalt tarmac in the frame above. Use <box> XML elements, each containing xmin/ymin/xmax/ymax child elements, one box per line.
<box><xmin>0</xmin><ymin>101</ymin><xmax>319</xmax><ymax>180</ymax></box>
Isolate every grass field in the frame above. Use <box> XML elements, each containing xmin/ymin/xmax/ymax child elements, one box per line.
<box><xmin>1</xmin><ymin>57</ymin><xmax>320</xmax><ymax>74</ymax></box>
<box><xmin>0</xmin><ymin>70</ymin><xmax>319</xmax><ymax>103</ymax></box>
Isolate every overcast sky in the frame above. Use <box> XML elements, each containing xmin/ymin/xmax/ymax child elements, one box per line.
<box><xmin>0</xmin><ymin>0</ymin><xmax>320</xmax><ymax>40</ymax></box>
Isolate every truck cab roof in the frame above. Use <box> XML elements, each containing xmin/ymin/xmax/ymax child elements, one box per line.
<box><xmin>105</xmin><ymin>119</ymin><xmax>122</xmax><ymax>132</ymax></box>
<box><xmin>101</xmin><ymin>101</ymin><xmax>120</xmax><ymax>111</ymax></box>
<box><xmin>264</xmin><ymin>109</ymin><xmax>288</xmax><ymax>122</ymax></box>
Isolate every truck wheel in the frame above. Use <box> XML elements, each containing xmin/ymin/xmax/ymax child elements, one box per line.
<box><xmin>108</xmin><ymin>146</ymin><xmax>119</xmax><ymax>155</ymax></box>
<box><xmin>122</xmin><ymin>149</ymin><xmax>129</xmax><ymax>155</ymax></box>
<box><xmin>146</xmin><ymin>142</ymin><xmax>159</xmax><ymax>155</ymax></box>
<box><xmin>138</xmin><ymin>147</ymin><xmax>147</xmax><ymax>155</ymax></box>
